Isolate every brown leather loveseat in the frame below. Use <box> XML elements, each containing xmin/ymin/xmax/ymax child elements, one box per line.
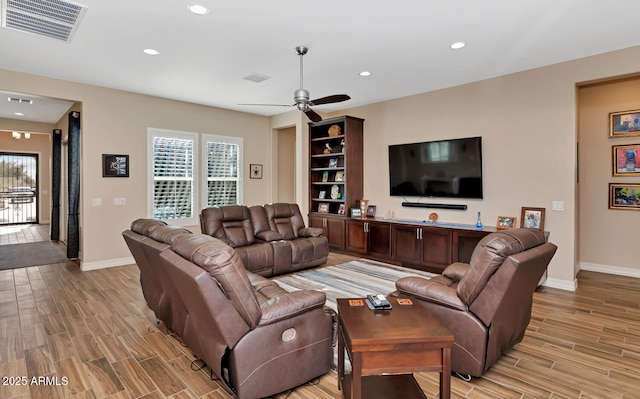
<box><xmin>200</xmin><ymin>203</ymin><xmax>328</xmax><ymax>276</ymax></box>
<box><xmin>123</xmin><ymin>220</ymin><xmax>335</xmax><ymax>399</ymax></box>
<box><xmin>393</xmin><ymin>228</ymin><xmax>557</xmax><ymax>378</ymax></box>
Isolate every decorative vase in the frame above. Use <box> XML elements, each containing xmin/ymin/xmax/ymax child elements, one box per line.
<box><xmin>476</xmin><ymin>211</ymin><xmax>483</xmax><ymax>229</ymax></box>
<box><xmin>360</xmin><ymin>198</ymin><xmax>369</xmax><ymax>219</ymax></box>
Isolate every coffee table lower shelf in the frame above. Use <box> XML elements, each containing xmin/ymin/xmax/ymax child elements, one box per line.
<box><xmin>341</xmin><ymin>373</ymin><xmax>427</xmax><ymax>399</ymax></box>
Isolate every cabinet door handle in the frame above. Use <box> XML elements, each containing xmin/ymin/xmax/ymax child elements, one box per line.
<box><xmin>365</xmin><ymin>222</ymin><xmax>369</xmax><ymax>232</ymax></box>
<box><xmin>416</xmin><ymin>228</ymin><xmax>419</xmax><ymax>240</ymax></box>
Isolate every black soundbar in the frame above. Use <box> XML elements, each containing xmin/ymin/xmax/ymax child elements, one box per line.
<box><xmin>401</xmin><ymin>202</ymin><xmax>468</xmax><ymax>210</ymax></box>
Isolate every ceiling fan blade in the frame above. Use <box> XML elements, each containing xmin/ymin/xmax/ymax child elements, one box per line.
<box><xmin>237</xmin><ymin>103</ymin><xmax>293</xmax><ymax>107</ymax></box>
<box><xmin>305</xmin><ymin>108</ymin><xmax>322</xmax><ymax>122</ymax></box>
<box><xmin>309</xmin><ymin>94</ymin><xmax>351</xmax><ymax>106</ymax></box>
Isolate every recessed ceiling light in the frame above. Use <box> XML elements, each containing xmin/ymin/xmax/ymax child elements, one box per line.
<box><xmin>359</xmin><ymin>71</ymin><xmax>371</xmax><ymax>77</ymax></box>
<box><xmin>14</xmin><ymin>112</ymin><xmax>24</xmax><ymax>116</ymax></box>
<box><xmin>143</xmin><ymin>48</ymin><xmax>160</xmax><ymax>56</ymax></box>
<box><xmin>450</xmin><ymin>42</ymin><xmax>466</xmax><ymax>50</ymax></box>
<box><xmin>188</xmin><ymin>4</ymin><xmax>209</xmax><ymax>15</ymax></box>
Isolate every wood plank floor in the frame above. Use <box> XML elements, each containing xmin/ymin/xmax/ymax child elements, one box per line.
<box><xmin>0</xmin><ymin>237</ymin><xmax>639</xmax><ymax>398</ymax></box>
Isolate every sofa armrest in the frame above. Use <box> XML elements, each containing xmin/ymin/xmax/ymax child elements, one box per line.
<box><xmin>259</xmin><ymin>290</ymin><xmax>327</xmax><ymax>325</ymax></box>
<box><xmin>396</xmin><ymin>276</ymin><xmax>467</xmax><ymax>311</ymax></box>
<box><xmin>255</xmin><ymin>230</ymin><xmax>284</xmax><ymax>242</ymax></box>
<box><xmin>442</xmin><ymin>262</ymin><xmax>471</xmax><ymax>282</ymax></box>
<box><xmin>298</xmin><ymin>227</ymin><xmax>323</xmax><ymax>238</ymax></box>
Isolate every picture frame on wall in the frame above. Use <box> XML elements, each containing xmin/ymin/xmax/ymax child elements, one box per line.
<box><xmin>520</xmin><ymin>207</ymin><xmax>545</xmax><ymax>230</ymax></box>
<box><xmin>496</xmin><ymin>216</ymin><xmax>517</xmax><ymax>230</ymax></box>
<box><xmin>609</xmin><ymin>109</ymin><xmax>640</xmax><ymax>137</ymax></box>
<box><xmin>609</xmin><ymin>183</ymin><xmax>640</xmax><ymax>210</ymax></box>
<box><xmin>612</xmin><ymin>144</ymin><xmax>640</xmax><ymax>176</ymax></box>
<box><xmin>250</xmin><ymin>164</ymin><xmax>263</xmax><ymax>179</ymax></box>
<box><xmin>102</xmin><ymin>154</ymin><xmax>129</xmax><ymax>177</ymax></box>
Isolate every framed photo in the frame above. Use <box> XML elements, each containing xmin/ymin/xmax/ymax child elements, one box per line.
<box><xmin>350</xmin><ymin>208</ymin><xmax>362</xmax><ymax>219</ymax></box>
<box><xmin>318</xmin><ymin>203</ymin><xmax>330</xmax><ymax>213</ymax></box>
<box><xmin>612</xmin><ymin>144</ymin><xmax>640</xmax><ymax>176</ymax></box>
<box><xmin>102</xmin><ymin>154</ymin><xmax>129</xmax><ymax>177</ymax></box>
<box><xmin>250</xmin><ymin>164</ymin><xmax>263</xmax><ymax>179</ymax></box>
<box><xmin>366</xmin><ymin>205</ymin><xmax>377</xmax><ymax>217</ymax></box>
<box><xmin>334</xmin><ymin>171</ymin><xmax>345</xmax><ymax>181</ymax></box>
<box><xmin>318</xmin><ymin>190</ymin><xmax>326</xmax><ymax>199</ymax></box>
<box><xmin>520</xmin><ymin>207</ymin><xmax>545</xmax><ymax>230</ymax></box>
<box><xmin>328</xmin><ymin>158</ymin><xmax>338</xmax><ymax>168</ymax></box>
<box><xmin>497</xmin><ymin>216</ymin><xmax>517</xmax><ymax>230</ymax></box>
<box><xmin>609</xmin><ymin>183</ymin><xmax>640</xmax><ymax>210</ymax></box>
<box><xmin>610</xmin><ymin>109</ymin><xmax>640</xmax><ymax>137</ymax></box>
<box><xmin>337</xmin><ymin>204</ymin><xmax>346</xmax><ymax>215</ymax></box>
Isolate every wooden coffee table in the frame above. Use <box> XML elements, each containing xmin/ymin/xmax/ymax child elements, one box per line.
<box><xmin>337</xmin><ymin>298</ymin><xmax>453</xmax><ymax>399</ymax></box>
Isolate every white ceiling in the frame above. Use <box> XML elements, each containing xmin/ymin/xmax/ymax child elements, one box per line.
<box><xmin>2</xmin><ymin>0</ymin><xmax>640</xmax><ymax>124</ymax></box>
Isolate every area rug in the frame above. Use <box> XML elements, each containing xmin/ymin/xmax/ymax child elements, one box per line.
<box><xmin>0</xmin><ymin>241</ymin><xmax>68</xmax><ymax>270</ymax></box>
<box><xmin>272</xmin><ymin>258</ymin><xmax>436</xmax><ymax>311</ymax></box>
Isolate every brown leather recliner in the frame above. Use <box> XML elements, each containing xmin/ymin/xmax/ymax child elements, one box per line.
<box><xmin>394</xmin><ymin>228</ymin><xmax>557</xmax><ymax>377</ymax></box>
<box><xmin>159</xmin><ymin>233</ymin><xmax>335</xmax><ymax>399</ymax></box>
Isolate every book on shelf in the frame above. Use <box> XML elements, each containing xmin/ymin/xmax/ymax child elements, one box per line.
<box><xmin>322</xmin><ymin>171</ymin><xmax>329</xmax><ymax>182</ymax></box>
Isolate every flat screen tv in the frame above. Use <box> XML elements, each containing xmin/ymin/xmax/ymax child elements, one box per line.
<box><xmin>388</xmin><ymin>136</ymin><xmax>483</xmax><ymax>199</ymax></box>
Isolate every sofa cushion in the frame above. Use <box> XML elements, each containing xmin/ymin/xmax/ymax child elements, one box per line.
<box><xmin>171</xmin><ymin>234</ymin><xmax>262</xmax><ymax>328</ymax></box>
<box><xmin>457</xmin><ymin>229</ymin><xmax>546</xmax><ymax>305</ymax></box>
<box><xmin>200</xmin><ymin>205</ymin><xmax>255</xmax><ymax>247</ymax></box>
<box><xmin>264</xmin><ymin>203</ymin><xmax>306</xmax><ymax>240</ymax></box>
<box><xmin>148</xmin><ymin>225</ymin><xmax>193</xmax><ymax>244</ymax></box>
<box><xmin>131</xmin><ymin>218</ymin><xmax>167</xmax><ymax>236</ymax></box>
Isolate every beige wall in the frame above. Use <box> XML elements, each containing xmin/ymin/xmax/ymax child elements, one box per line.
<box><xmin>329</xmin><ymin>45</ymin><xmax>640</xmax><ymax>289</ymax></box>
<box><xmin>0</xmin><ymin>118</ymin><xmax>55</xmax><ymax>223</ymax></box>
<box><xmin>276</xmin><ymin>126</ymin><xmax>296</xmax><ymax>203</ymax></box>
<box><xmin>0</xmin><ymin>69</ymin><xmax>271</xmax><ymax>269</ymax></box>
<box><xmin>3</xmin><ymin>44</ymin><xmax>640</xmax><ymax>286</ymax></box>
<box><xmin>579</xmin><ymin>77</ymin><xmax>640</xmax><ymax>275</ymax></box>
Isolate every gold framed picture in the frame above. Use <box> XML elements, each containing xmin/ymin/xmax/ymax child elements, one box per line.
<box><xmin>610</xmin><ymin>109</ymin><xmax>640</xmax><ymax>138</ymax></box>
<box><xmin>496</xmin><ymin>216</ymin><xmax>516</xmax><ymax>230</ymax></box>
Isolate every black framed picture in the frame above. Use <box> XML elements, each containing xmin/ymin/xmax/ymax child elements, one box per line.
<box><xmin>102</xmin><ymin>154</ymin><xmax>129</xmax><ymax>177</ymax></box>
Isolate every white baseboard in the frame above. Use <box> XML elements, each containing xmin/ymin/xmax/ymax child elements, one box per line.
<box><xmin>541</xmin><ymin>277</ymin><xmax>577</xmax><ymax>291</ymax></box>
<box><xmin>81</xmin><ymin>256</ymin><xmax>135</xmax><ymax>271</ymax></box>
<box><xmin>580</xmin><ymin>262</ymin><xmax>640</xmax><ymax>278</ymax></box>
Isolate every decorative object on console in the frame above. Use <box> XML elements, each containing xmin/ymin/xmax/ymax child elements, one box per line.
<box><xmin>612</xmin><ymin>144</ymin><xmax>640</xmax><ymax>176</ymax></box>
<box><xmin>330</xmin><ymin>184</ymin><xmax>340</xmax><ymax>199</ymax></box>
<box><xmin>323</xmin><ymin>143</ymin><xmax>332</xmax><ymax>154</ymax></box>
<box><xmin>608</xmin><ymin>183</ymin><xmax>640</xmax><ymax>210</ymax></box>
<box><xmin>497</xmin><ymin>216</ymin><xmax>517</xmax><ymax>230</ymax></box>
<box><xmin>428</xmin><ymin>212</ymin><xmax>438</xmax><ymax>222</ymax></box>
<box><xmin>520</xmin><ymin>207</ymin><xmax>545</xmax><ymax>230</ymax></box>
<box><xmin>102</xmin><ymin>154</ymin><xmax>129</xmax><ymax>177</ymax></box>
<box><xmin>334</xmin><ymin>171</ymin><xmax>344</xmax><ymax>181</ymax></box>
<box><xmin>359</xmin><ymin>198</ymin><xmax>369</xmax><ymax>219</ymax></box>
<box><xmin>250</xmin><ymin>163</ymin><xmax>263</xmax><ymax>179</ymax></box>
<box><xmin>328</xmin><ymin>124</ymin><xmax>342</xmax><ymax>137</ymax></box>
<box><xmin>609</xmin><ymin>109</ymin><xmax>640</xmax><ymax>138</ymax></box>
<box><xmin>366</xmin><ymin>205</ymin><xmax>377</xmax><ymax>218</ymax></box>
<box><xmin>318</xmin><ymin>203</ymin><xmax>330</xmax><ymax>213</ymax></box>
<box><xmin>475</xmin><ymin>211</ymin><xmax>483</xmax><ymax>229</ymax></box>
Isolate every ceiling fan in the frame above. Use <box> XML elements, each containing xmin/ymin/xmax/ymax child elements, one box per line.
<box><xmin>240</xmin><ymin>46</ymin><xmax>350</xmax><ymax>122</ymax></box>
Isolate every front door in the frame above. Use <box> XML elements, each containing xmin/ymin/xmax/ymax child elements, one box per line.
<box><xmin>0</xmin><ymin>152</ymin><xmax>39</xmax><ymax>225</ymax></box>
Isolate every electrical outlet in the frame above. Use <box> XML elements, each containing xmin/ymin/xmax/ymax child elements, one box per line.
<box><xmin>91</xmin><ymin>198</ymin><xmax>102</xmax><ymax>206</ymax></box>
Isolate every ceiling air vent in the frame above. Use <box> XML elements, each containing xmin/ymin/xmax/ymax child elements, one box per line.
<box><xmin>1</xmin><ymin>0</ymin><xmax>87</xmax><ymax>42</ymax></box>
<box><xmin>243</xmin><ymin>73</ymin><xmax>271</xmax><ymax>83</ymax></box>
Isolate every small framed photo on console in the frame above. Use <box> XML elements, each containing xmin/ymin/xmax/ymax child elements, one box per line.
<box><xmin>350</xmin><ymin>208</ymin><xmax>362</xmax><ymax>218</ymax></box>
<box><xmin>496</xmin><ymin>216</ymin><xmax>516</xmax><ymax>230</ymax></box>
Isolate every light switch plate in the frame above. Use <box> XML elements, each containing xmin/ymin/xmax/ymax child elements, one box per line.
<box><xmin>113</xmin><ymin>197</ymin><xmax>126</xmax><ymax>206</ymax></box>
<box><xmin>552</xmin><ymin>200</ymin><xmax>564</xmax><ymax>211</ymax></box>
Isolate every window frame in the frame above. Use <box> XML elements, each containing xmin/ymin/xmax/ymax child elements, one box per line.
<box><xmin>201</xmin><ymin>133</ymin><xmax>243</xmax><ymax>208</ymax></box>
<box><xmin>147</xmin><ymin>128</ymin><xmax>199</xmax><ymax>226</ymax></box>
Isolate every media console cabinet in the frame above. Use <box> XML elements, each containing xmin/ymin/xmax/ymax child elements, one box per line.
<box><xmin>309</xmin><ymin>214</ymin><xmax>497</xmax><ymax>273</ymax></box>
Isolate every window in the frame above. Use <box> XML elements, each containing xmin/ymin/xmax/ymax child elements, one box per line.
<box><xmin>202</xmin><ymin>134</ymin><xmax>242</xmax><ymax>207</ymax></box>
<box><xmin>148</xmin><ymin>129</ymin><xmax>198</xmax><ymax>225</ymax></box>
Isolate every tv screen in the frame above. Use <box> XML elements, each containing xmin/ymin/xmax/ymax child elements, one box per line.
<box><xmin>388</xmin><ymin>136</ymin><xmax>483</xmax><ymax>199</ymax></box>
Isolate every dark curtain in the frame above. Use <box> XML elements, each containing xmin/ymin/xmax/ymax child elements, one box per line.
<box><xmin>67</xmin><ymin>112</ymin><xmax>80</xmax><ymax>259</ymax></box>
<box><xmin>50</xmin><ymin>129</ymin><xmax>61</xmax><ymax>241</ymax></box>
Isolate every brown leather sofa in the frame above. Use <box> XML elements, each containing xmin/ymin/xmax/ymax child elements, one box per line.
<box><xmin>123</xmin><ymin>220</ymin><xmax>335</xmax><ymax>399</ymax></box>
<box><xmin>200</xmin><ymin>203</ymin><xmax>328</xmax><ymax>276</ymax></box>
<box><xmin>393</xmin><ymin>228</ymin><xmax>557</xmax><ymax>378</ymax></box>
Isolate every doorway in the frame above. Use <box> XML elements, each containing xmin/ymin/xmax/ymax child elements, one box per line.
<box><xmin>0</xmin><ymin>152</ymin><xmax>39</xmax><ymax>225</ymax></box>
<box><xmin>275</xmin><ymin>127</ymin><xmax>296</xmax><ymax>203</ymax></box>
